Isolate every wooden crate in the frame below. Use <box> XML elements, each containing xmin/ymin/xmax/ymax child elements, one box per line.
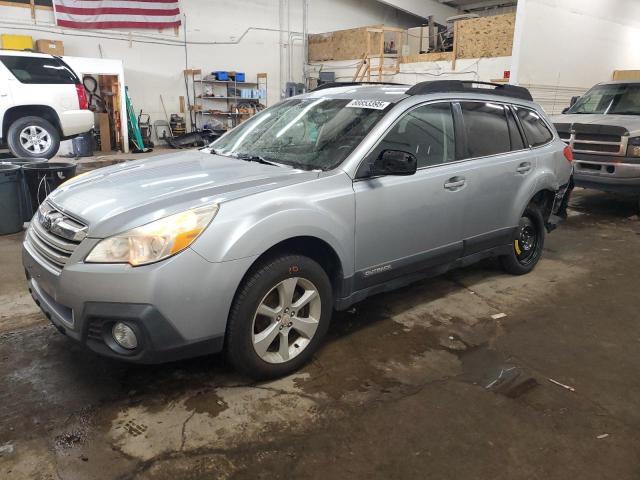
<box><xmin>612</xmin><ymin>70</ymin><xmax>640</xmax><ymax>81</ymax></box>
<box><xmin>308</xmin><ymin>25</ymin><xmax>383</xmax><ymax>61</ymax></box>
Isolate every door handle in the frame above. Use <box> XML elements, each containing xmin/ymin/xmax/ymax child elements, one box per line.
<box><xmin>516</xmin><ymin>162</ymin><xmax>532</xmax><ymax>174</ymax></box>
<box><xmin>444</xmin><ymin>176</ymin><xmax>466</xmax><ymax>190</ymax></box>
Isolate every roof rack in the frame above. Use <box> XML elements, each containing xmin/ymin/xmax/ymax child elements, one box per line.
<box><xmin>405</xmin><ymin>80</ymin><xmax>533</xmax><ymax>102</ymax></box>
<box><xmin>311</xmin><ymin>81</ymin><xmax>409</xmax><ymax>92</ymax></box>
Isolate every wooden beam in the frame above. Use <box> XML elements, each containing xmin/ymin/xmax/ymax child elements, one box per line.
<box><xmin>378</xmin><ymin>28</ymin><xmax>384</xmax><ymax>79</ymax></box>
<box><xmin>0</xmin><ymin>1</ymin><xmax>52</xmax><ymax>10</ymax></box>
<box><xmin>367</xmin><ymin>31</ymin><xmax>371</xmax><ymax>82</ymax></box>
<box><xmin>452</xmin><ymin>20</ymin><xmax>458</xmax><ymax>70</ymax></box>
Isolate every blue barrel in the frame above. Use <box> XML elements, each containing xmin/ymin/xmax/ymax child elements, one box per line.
<box><xmin>0</xmin><ymin>164</ymin><xmax>23</xmax><ymax>235</ymax></box>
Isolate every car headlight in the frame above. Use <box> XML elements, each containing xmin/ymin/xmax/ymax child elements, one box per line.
<box><xmin>85</xmin><ymin>204</ymin><xmax>219</xmax><ymax>266</ymax></box>
<box><xmin>627</xmin><ymin>137</ymin><xmax>640</xmax><ymax>157</ymax></box>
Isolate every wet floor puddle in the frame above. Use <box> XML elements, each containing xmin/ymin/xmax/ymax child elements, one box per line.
<box><xmin>457</xmin><ymin>346</ymin><xmax>538</xmax><ymax>399</ymax></box>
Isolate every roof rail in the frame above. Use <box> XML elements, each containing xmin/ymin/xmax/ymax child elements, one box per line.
<box><xmin>311</xmin><ymin>81</ymin><xmax>409</xmax><ymax>92</ymax></box>
<box><xmin>405</xmin><ymin>80</ymin><xmax>533</xmax><ymax>102</ymax></box>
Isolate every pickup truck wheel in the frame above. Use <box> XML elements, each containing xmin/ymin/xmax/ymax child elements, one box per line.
<box><xmin>226</xmin><ymin>254</ymin><xmax>333</xmax><ymax>379</ymax></box>
<box><xmin>499</xmin><ymin>204</ymin><xmax>545</xmax><ymax>275</ymax></box>
<box><xmin>7</xmin><ymin>116</ymin><xmax>60</xmax><ymax>159</ymax></box>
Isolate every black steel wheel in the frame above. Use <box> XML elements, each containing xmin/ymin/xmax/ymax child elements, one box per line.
<box><xmin>500</xmin><ymin>204</ymin><xmax>545</xmax><ymax>275</ymax></box>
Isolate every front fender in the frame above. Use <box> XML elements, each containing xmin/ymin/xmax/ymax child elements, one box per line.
<box><xmin>190</xmin><ymin>172</ymin><xmax>355</xmax><ymax>276</ymax></box>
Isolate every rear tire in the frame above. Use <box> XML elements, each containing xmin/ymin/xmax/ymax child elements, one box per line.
<box><xmin>499</xmin><ymin>204</ymin><xmax>545</xmax><ymax>275</ymax></box>
<box><xmin>7</xmin><ymin>116</ymin><xmax>60</xmax><ymax>159</ymax></box>
<box><xmin>226</xmin><ymin>254</ymin><xmax>333</xmax><ymax>380</ymax></box>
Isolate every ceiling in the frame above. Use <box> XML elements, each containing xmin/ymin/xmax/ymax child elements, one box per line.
<box><xmin>438</xmin><ymin>0</ymin><xmax>517</xmax><ymax>12</ymax></box>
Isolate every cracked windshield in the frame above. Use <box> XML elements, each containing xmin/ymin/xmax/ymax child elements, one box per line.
<box><xmin>211</xmin><ymin>97</ymin><xmax>388</xmax><ymax>170</ymax></box>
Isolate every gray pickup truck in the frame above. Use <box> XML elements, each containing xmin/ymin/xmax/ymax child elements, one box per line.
<box><xmin>23</xmin><ymin>80</ymin><xmax>572</xmax><ymax>379</ymax></box>
<box><xmin>552</xmin><ymin>81</ymin><xmax>640</xmax><ymax>202</ymax></box>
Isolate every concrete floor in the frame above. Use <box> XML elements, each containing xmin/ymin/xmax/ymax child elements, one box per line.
<box><xmin>1</xmin><ymin>189</ymin><xmax>639</xmax><ymax>480</ymax></box>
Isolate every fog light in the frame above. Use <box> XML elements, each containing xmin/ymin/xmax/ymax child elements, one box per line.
<box><xmin>112</xmin><ymin>322</ymin><xmax>138</xmax><ymax>350</ymax></box>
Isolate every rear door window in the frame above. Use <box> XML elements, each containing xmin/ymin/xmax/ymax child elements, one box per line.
<box><xmin>515</xmin><ymin>107</ymin><xmax>554</xmax><ymax>147</ymax></box>
<box><xmin>460</xmin><ymin>101</ymin><xmax>512</xmax><ymax>158</ymax></box>
<box><xmin>506</xmin><ymin>107</ymin><xmax>525</xmax><ymax>150</ymax></box>
<box><xmin>371</xmin><ymin>102</ymin><xmax>455</xmax><ymax>169</ymax></box>
<box><xmin>0</xmin><ymin>55</ymin><xmax>78</xmax><ymax>84</ymax></box>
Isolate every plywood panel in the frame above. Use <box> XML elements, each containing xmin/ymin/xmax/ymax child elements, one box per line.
<box><xmin>612</xmin><ymin>70</ymin><xmax>640</xmax><ymax>81</ymax></box>
<box><xmin>308</xmin><ymin>25</ymin><xmax>382</xmax><ymax>62</ymax></box>
<box><xmin>400</xmin><ymin>52</ymin><xmax>454</xmax><ymax>64</ymax></box>
<box><xmin>455</xmin><ymin>13</ymin><xmax>515</xmax><ymax>59</ymax></box>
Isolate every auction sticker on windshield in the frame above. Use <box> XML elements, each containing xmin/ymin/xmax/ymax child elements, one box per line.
<box><xmin>346</xmin><ymin>99</ymin><xmax>391</xmax><ymax>110</ymax></box>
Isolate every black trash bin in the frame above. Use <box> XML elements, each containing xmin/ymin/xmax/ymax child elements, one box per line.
<box><xmin>0</xmin><ymin>164</ymin><xmax>23</xmax><ymax>235</ymax></box>
<box><xmin>22</xmin><ymin>162</ymin><xmax>77</xmax><ymax>215</ymax></box>
<box><xmin>2</xmin><ymin>158</ymin><xmax>48</xmax><ymax>222</ymax></box>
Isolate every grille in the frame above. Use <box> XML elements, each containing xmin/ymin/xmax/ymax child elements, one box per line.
<box><xmin>562</xmin><ymin>130</ymin><xmax>627</xmax><ymax>156</ymax></box>
<box><xmin>574</xmin><ymin>132</ymin><xmax>621</xmax><ymax>143</ymax></box>
<box><xmin>26</xmin><ymin>203</ymin><xmax>87</xmax><ymax>272</ymax></box>
<box><xmin>86</xmin><ymin>320</ymin><xmax>105</xmax><ymax>342</ymax></box>
<box><xmin>572</xmin><ymin>142</ymin><xmax>621</xmax><ymax>153</ymax></box>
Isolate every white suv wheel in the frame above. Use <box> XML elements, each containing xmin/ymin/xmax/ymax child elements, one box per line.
<box><xmin>19</xmin><ymin>125</ymin><xmax>52</xmax><ymax>154</ymax></box>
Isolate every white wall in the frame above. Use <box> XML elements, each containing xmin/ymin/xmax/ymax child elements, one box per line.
<box><xmin>0</xmin><ymin>0</ymin><xmax>423</xmax><ymax>142</ymax></box>
<box><xmin>395</xmin><ymin>56</ymin><xmax>511</xmax><ymax>84</ymax></box>
<box><xmin>511</xmin><ymin>0</ymin><xmax>640</xmax><ymax>113</ymax></box>
<box><xmin>375</xmin><ymin>0</ymin><xmax>458</xmax><ymax>24</ymax></box>
<box><xmin>309</xmin><ymin>56</ymin><xmax>512</xmax><ymax>87</ymax></box>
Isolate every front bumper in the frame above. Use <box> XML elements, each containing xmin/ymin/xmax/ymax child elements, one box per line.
<box><xmin>573</xmin><ymin>153</ymin><xmax>640</xmax><ymax>194</ymax></box>
<box><xmin>23</xmin><ymin>241</ymin><xmax>257</xmax><ymax>363</ymax></box>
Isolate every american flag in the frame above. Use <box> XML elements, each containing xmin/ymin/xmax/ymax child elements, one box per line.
<box><xmin>53</xmin><ymin>0</ymin><xmax>182</xmax><ymax>30</ymax></box>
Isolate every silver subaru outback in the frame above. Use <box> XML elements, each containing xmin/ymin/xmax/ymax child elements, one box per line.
<box><xmin>23</xmin><ymin>80</ymin><xmax>573</xmax><ymax>379</ymax></box>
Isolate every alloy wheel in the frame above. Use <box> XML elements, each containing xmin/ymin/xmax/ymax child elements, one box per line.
<box><xmin>19</xmin><ymin>125</ymin><xmax>52</xmax><ymax>154</ymax></box>
<box><xmin>252</xmin><ymin>276</ymin><xmax>321</xmax><ymax>364</ymax></box>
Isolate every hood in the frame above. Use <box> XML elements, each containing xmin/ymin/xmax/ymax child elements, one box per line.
<box><xmin>48</xmin><ymin>149</ymin><xmax>318</xmax><ymax>237</ymax></box>
<box><xmin>550</xmin><ymin>114</ymin><xmax>640</xmax><ymax>135</ymax></box>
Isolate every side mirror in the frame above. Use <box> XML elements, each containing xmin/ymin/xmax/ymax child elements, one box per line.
<box><xmin>561</xmin><ymin>107</ymin><xmax>569</xmax><ymax>114</ymax></box>
<box><xmin>569</xmin><ymin>96</ymin><xmax>580</xmax><ymax>107</ymax></box>
<box><xmin>372</xmin><ymin>149</ymin><xmax>417</xmax><ymax>176</ymax></box>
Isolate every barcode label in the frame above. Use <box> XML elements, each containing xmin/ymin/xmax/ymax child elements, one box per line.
<box><xmin>345</xmin><ymin>99</ymin><xmax>391</xmax><ymax>110</ymax></box>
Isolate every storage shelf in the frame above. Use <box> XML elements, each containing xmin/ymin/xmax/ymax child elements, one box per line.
<box><xmin>195</xmin><ymin>79</ymin><xmax>258</xmax><ymax>85</ymax></box>
<box><xmin>199</xmin><ymin>96</ymin><xmax>261</xmax><ymax>100</ymax></box>
<box><xmin>195</xmin><ymin>111</ymin><xmax>246</xmax><ymax>116</ymax></box>
<box><xmin>189</xmin><ymin>69</ymin><xmax>267</xmax><ymax>132</ymax></box>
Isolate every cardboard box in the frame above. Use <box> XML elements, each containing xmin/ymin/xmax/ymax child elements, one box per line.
<box><xmin>1</xmin><ymin>34</ymin><xmax>33</xmax><ymax>51</ymax></box>
<box><xmin>35</xmin><ymin>39</ymin><xmax>64</xmax><ymax>55</ymax></box>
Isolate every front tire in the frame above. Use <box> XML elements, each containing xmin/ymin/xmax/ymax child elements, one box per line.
<box><xmin>7</xmin><ymin>116</ymin><xmax>60</xmax><ymax>159</ymax></box>
<box><xmin>499</xmin><ymin>204</ymin><xmax>545</xmax><ymax>275</ymax></box>
<box><xmin>226</xmin><ymin>254</ymin><xmax>333</xmax><ymax>380</ymax></box>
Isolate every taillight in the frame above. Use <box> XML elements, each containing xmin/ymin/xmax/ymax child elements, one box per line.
<box><xmin>563</xmin><ymin>145</ymin><xmax>573</xmax><ymax>163</ymax></box>
<box><xmin>75</xmin><ymin>83</ymin><xmax>88</xmax><ymax>110</ymax></box>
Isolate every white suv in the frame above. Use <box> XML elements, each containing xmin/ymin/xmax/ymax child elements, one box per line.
<box><xmin>0</xmin><ymin>50</ymin><xmax>94</xmax><ymax>159</ymax></box>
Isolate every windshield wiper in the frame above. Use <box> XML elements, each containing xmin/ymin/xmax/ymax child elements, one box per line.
<box><xmin>210</xmin><ymin>148</ymin><xmax>229</xmax><ymax>156</ymax></box>
<box><xmin>233</xmin><ymin>153</ymin><xmax>283</xmax><ymax>167</ymax></box>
